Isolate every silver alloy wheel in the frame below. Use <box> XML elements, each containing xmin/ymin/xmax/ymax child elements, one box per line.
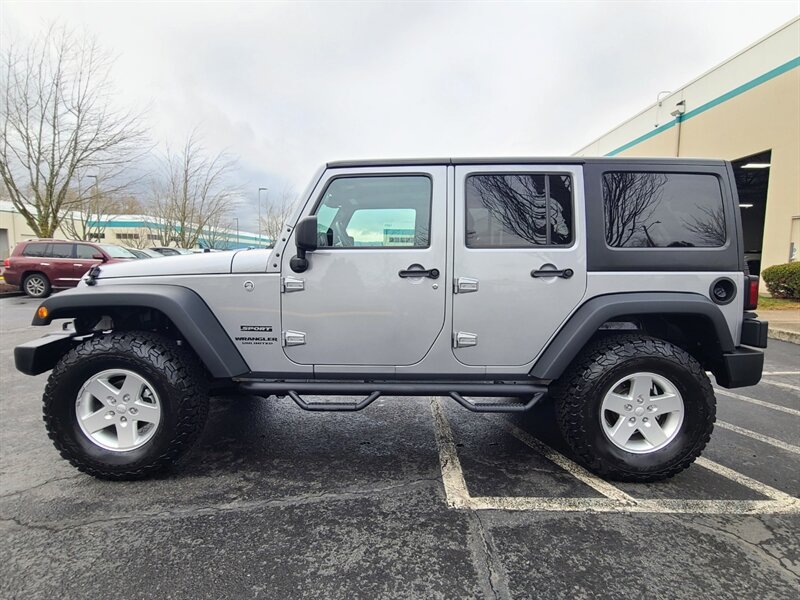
<box><xmin>75</xmin><ymin>368</ymin><xmax>162</xmax><ymax>452</ymax></box>
<box><xmin>600</xmin><ymin>371</ymin><xmax>684</xmax><ymax>454</ymax></box>
<box><xmin>25</xmin><ymin>275</ymin><xmax>46</xmax><ymax>296</ymax></box>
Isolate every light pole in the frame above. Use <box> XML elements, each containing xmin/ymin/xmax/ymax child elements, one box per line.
<box><xmin>234</xmin><ymin>217</ymin><xmax>240</xmax><ymax>248</ymax></box>
<box><xmin>87</xmin><ymin>175</ymin><xmax>98</xmax><ymax>240</ymax></box>
<box><xmin>258</xmin><ymin>187</ymin><xmax>267</xmax><ymax>247</ymax></box>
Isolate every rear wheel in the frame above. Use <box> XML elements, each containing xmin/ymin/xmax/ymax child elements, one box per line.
<box><xmin>43</xmin><ymin>331</ymin><xmax>209</xmax><ymax>480</ymax></box>
<box><xmin>554</xmin><ymin>334</ymin><xmax>715</xmax><ymax>482</ymax></box>
<box><xmin>23</xmin><ymin>273</ymin><xmax>51</xmax><ymax>298</ymax></box>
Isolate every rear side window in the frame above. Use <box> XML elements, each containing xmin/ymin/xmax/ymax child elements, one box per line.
<box><xmin>465</xmin><ymin>174</ymin><xmax>573</xmax><ymax>248</ymax></box>
<box><xmin>21</xmin><ymin>243</ymin><xmax>49</xmax><ymax>257</ymax></box>
<box><xmin>603</xmin><ymin>172</ymin><xmax>726</xmax><ymax>248</ymax></box>
<box><xmin>314</xmin><ymin>175</ymin><xmax>432</xmax><ymax>248</ymax></box>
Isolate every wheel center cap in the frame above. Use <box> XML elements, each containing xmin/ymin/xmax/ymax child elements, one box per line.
<box><xmin>116</xmin><ymin>405</ymin><xmax>127</xmax><ymax>414</ymax></box>
<box><xmin>634</xmin><ymin>406</ymin><xmax>645</xmax><ymax>416</ymax></box>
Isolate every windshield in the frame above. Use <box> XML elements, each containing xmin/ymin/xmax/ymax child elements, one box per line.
<box><xmin>99</xmin><ymin>244</ymin><xmax>137</xmax><ymax>258</ymax></box>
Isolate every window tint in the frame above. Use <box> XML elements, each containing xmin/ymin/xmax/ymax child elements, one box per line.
<box><xmin>603</xmin><ymin>172</ymin><xmax>726</xmax><ymax>248</ymax></box>
<box><xmin>22</xmin><ymin>242</ymin><xmax>49</xmax><ymax>257</ymax></box>
<box><xmin>314</xmin><ymin>176</ymin><xmax>431</xmax><ymax>248</ymax></box>
<box><xmin>75</xmin><ymin>244</ymin><xmax>98</xmax><ymax>259</ymax></box>
<box><xmin>50</xmin><ymin>243</ymin><xmax>74</xmax><ymax>258</ymax></box>
<box><xmin>465</xmin><ymin>174</ymin><xmax>573</xmax><ymax>248</ymax></box>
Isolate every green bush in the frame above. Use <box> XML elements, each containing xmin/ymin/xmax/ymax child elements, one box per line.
<box><xmin>762</xmin><ymin>262</ymin><xmax>800</xmax><ymax>299</ymax></box>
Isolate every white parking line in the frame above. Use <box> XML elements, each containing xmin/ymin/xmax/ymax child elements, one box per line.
<box><xmin>430</xmin><ymin>399</ymin><xmax>800</xmax><ymax>514</ymax></box>
<box><xmin>762</xmin><ymin>371</ymin><xmax>800</xmax><ymax>376</ymax></box>
<box><xmin>714</xmin><ymin>388</ymin><xmax>800</xmax><ymax>416</ymax></box>
<box><xmin>760</xmin><ymin>379</ymin><xmax>800</xmax><ymax>393</ymax></box>
<box><xmin>716</xmin><ymin>420</ymin><xmax>800</xmax><ymax>455</ymax></box>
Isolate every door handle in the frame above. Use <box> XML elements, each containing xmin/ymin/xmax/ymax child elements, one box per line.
<box><xmin>398</xmin><ymin>264</ymin><xmax>440</xmax><ymax>279</ymax></box>
<box><xmin>531</xmin><ymin>265</ymin><xmax>574</xmax><ymax>279</ymax></box>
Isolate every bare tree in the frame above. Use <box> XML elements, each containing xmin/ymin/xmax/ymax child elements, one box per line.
<box><xmin>60</xmin><ymin>171</ymin><xmax>142</xmax><ymax>241</ymax></box>
<box><xmin>200</xmin><ymin>210</ymin><xmax>235</xmax><ymax>250</ymax></box>
<box><xmin>0</xmin><ymin>25</ymin><xmax>148</xmax><ymax>238</ymax></box>
<box><xmin>260</xmin><ymin>187</ymin><xmax>296</xmax><ymax>247</ymax></box>
<box><xmin>150</xmin><ymin>131</ymin><xmax>238</xmax><ymax>249</ymax></box>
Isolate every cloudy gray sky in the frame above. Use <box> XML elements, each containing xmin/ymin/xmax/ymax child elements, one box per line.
<box><xmin>2</xmin><ymin>0</ymin><xmax>798</xmax><ymax>222</ymax></box>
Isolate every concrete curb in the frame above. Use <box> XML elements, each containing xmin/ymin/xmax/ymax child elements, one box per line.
<box><xmin>769</xmin><ymin>328</ymin><xmax>800</xmax><ymax>345</ymax></box>
<box><xmin>0</xmin><ymin>291</ymin><xmax>24</xmax><ymax>299</ymax></box>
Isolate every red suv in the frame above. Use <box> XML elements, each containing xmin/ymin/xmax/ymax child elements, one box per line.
<box><xmin>3</xmin><ymin>240</ymin><xmax>135</xmax><ymax>298</ymax></box>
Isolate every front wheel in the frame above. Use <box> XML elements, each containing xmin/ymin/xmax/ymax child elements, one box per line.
<box><xmin>553</xmin><ymin>334</ymin><xmax>716</xmax><ymax>482</ymax></box>
<box><xmin>43</xmin><ymin>331</ymin><xmax>209</xmax><ymax>480</ymax></box>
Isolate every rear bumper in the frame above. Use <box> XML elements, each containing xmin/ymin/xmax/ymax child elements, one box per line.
<box><xmin>741</xmin><ymin>318</ymin><xmax>768</xmax><ymax>348</ymax></box>
<box><xmin>14</xmin><ymin>333</ymin><xmax>80</xmax><ymax>376</ymax></box>
<box><xmin>715</xmin><ymin>346</ymin><xmax>764</xmax><ymax>388</ymax></box>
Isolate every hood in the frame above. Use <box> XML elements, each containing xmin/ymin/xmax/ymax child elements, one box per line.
<box><xmin>94</xmin><ymin>250</ymin><xmax>239</xmax><ymax>279</ymax></box>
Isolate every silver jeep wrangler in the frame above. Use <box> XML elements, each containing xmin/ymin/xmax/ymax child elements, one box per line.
<box><xmin>15</xmin><ymin>157</ymin><xmax>768</xmax><ymax>482</ymax></box>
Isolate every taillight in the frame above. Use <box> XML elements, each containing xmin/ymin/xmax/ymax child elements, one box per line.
<box><xmin>744</xmin><ymin>275</ymin><xmax>759</xmax><ymax>311</ymax></box>
<box><xmin>2</xmin><ymin>258</ymin><xmax>9</xmax><ymax>268</ymax></box>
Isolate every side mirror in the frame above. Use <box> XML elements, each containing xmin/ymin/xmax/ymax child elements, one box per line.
<box><xmin>290</xmin><ymin>216</ymin><xmax>318</xmax><ymax>273</ymax></box>
<box><xmin>92</xmin><ymin>253</ymin><xmax>108</xmax><ymax>262</ymax></box>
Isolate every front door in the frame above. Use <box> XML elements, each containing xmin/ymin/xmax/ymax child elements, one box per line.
<box><xmin>281</xmin><ymin>167</ymin><xmax>448</xmax><ymax>366</ymax></box>
<box><xmin>452</xmin><ymin>165</ymin><xmax>587</xmax><ymax>367</ymax></box>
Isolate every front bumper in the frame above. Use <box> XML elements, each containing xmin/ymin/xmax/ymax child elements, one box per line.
<box><xmin>14</xmin><ymin>332</ymin><xmax>81</xmax><ymax>376</ymax></box>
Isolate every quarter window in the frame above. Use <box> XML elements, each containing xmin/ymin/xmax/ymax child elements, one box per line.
<box><xmin>314</xmin><ymin>176</ymin><xmax>431</xmax><ymax>248</ymax></box>
<box><xmin>603</xmin><ymin>172</ymin><xmax>726</xmax><ymax>248</ymax></box>
<box><xmin>465</xmin><ymin>174</ymin><xmax>573</xmax><ymax>248</ymax></box>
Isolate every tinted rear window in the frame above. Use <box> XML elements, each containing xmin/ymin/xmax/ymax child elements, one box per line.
<box><xmin>602</xmin><ymin>172</ymin><xmax>726</xmax><ymax>248</ymax></box>
<box><xmin>22</xmin><ymin>243</ymin><xmax>49</xmax><ymax>257</ymax></box>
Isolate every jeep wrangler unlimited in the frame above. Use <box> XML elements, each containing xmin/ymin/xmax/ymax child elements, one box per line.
<box><xmin>15</xmin><ymin>158</ymin><xmax>768</xmax><ymax>482</ymax></box>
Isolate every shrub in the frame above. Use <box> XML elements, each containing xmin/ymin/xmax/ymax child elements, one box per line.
<box><xmin>762</xmin><ymin>262</ymin><xmax>800</xmax><ymax>299</ymax></box>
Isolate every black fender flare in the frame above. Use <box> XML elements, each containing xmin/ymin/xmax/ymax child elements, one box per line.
<box><xmin>31</xmin><ymin>285</ymin><xmax>249</xmax><ymax>378</ymax></box>
<box><xmin>530</xmin><ymin>292</ymin><xmax>735</xmax><ymax>380</ymax></box>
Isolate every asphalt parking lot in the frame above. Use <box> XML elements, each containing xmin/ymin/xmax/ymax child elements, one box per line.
<box><xmin>1</xmin><ymin>295</ymin><xmax>798</xmax><ymax>599</ymax></box>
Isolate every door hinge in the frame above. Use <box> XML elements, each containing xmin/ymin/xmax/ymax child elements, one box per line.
<box><xmin>281</xmin><ymin>276</ymin><xmax>305</xmax><ymax>293</ymax></box>
<box><xmin>453</xmin><ymin>331</ymin><xmax>478</xmax><ymax>348</ymax></box>
<box><xmin>282</xmin><ymin>330</ymin><xmax>306</xmax><ymax>346</ymax></box>
<box><xmin>454</xmin><ymin>277</ymin><xmax>479</xmax><ymax>294</ymax></box>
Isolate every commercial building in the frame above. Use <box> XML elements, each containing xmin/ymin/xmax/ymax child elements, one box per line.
<box><xmin>0</xmin><ymin>202</ymin><xmax>267</xmax><ymax>258</ymax></box>
<box><xmin>575</xmin><ymin>18</ymin><xmax>799</xmax><ymax>276</ymax></box>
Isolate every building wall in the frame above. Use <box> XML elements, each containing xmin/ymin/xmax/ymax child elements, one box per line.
<box><xmin>575</xmin><ymin>18</ymin><xmax>800</xmax><ymax>275</ymax></box>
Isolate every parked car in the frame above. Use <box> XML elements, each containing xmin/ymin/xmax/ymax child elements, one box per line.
<box><xmin>3</xmin><ymin>240</ymin><xmax>135</xmax><ymax>297</ymax></box>
<box><xmin>15</xmin><ymin>157</ymin><xmax>767</xmax><ymax>482</ymax></box>
<box><xmin>125</xmin><ymin>247</ymin><xmax>165</xmax><ymax>259</ymax></box>
<box><xmin>150</xmin><ymin>247</ymin><xmax>195</xmax><ymax>256</ymax></box>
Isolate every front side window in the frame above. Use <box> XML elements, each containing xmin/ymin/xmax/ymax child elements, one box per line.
<box><xmin>603</xmin><ymin>172</ymin><xmax>726</xmax><ymax>248</ymax></box>
<box><xmin>314</xmin><ymin>175</ymin><xmax>431</xmax><ymax>248</ymax></box>
<box><xmin>76</xmin><ymin>244</ymin><xmax>97</xmax><ymax>259</ymax></box>
<box><xmin>465</xmin><ymin>174</ymin><xmax>573</xmax><ymax>248</ymax></box>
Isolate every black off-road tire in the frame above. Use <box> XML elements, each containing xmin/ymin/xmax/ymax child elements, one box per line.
<box><xmin>553</xmin><ymin>334</ymin><xmax>716</xmax><ymax>482</ymax></box>
<box><xmin>43</xmin><ymin>331</ymin><xmax>209</xmax><ymax>480</ymax></box>
<box><xmin>23</xmin><ymin>272</ymin><xmax>51</xmax><ymax>298</ymax></box>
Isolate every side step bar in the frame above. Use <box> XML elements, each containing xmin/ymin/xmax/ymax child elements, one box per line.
<box><xmin>237</xmin><ymin>381</ymin><xmax>548</xmax><ymax>413</ymax></box>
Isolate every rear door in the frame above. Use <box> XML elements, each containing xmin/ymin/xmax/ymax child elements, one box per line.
<box><xmin>281</xmin><ymin>167</ymin><xmax>447</xmax><ymax>367</ymax></box>
<box><xmin>452</xmin><ymin>165</ymin><xmax>587</xmax><ymax>366</ymax></box>
<box><xmin>46</xmin><ymin>242</ymin><xmax>77</xmax><ymax>286</ymax></box>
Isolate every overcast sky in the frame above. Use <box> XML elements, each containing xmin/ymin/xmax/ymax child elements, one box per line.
<box><xmin>2</xmin><ymin>0</ymin><xmax>798</xmax><ymax>223</ymax></box>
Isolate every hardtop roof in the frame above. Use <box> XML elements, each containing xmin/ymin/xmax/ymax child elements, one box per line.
<box><xmin>326</xmin><ymin>157</ymin><xmax>727</xmax><ymax>168</ymax></box>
